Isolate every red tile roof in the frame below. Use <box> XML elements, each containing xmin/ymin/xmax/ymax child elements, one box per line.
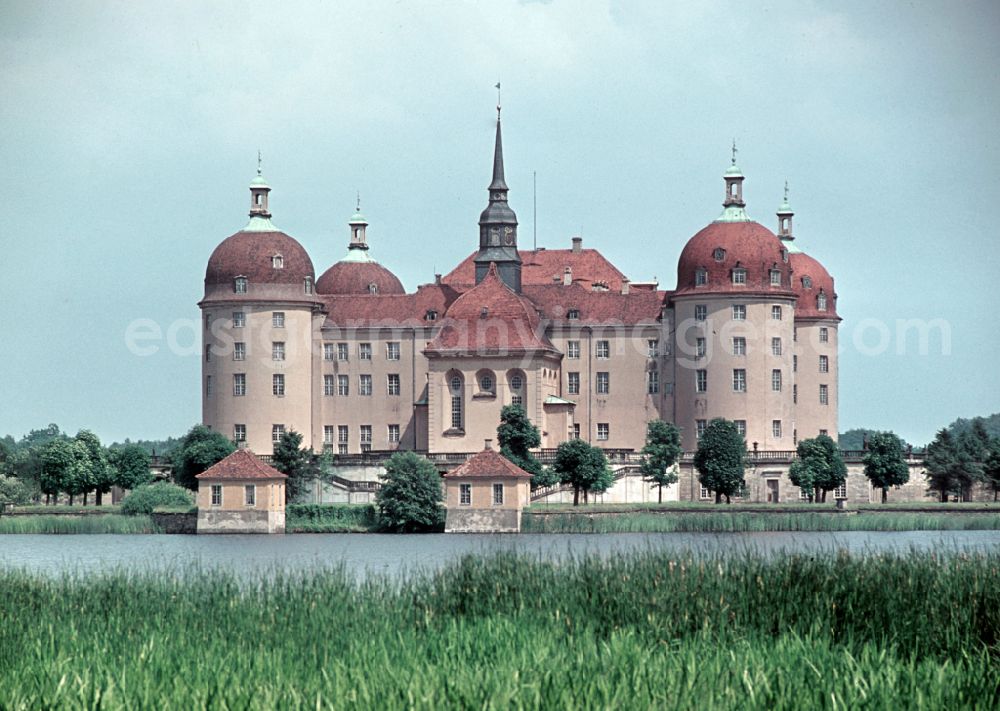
<box><xmin>316</xmin><ymin>260</ymin><xmax>405</xmax><ymax>296</ymax></box>
<box><xmin>442</xmin><ymin>247</ymin><xmax>628</xmax><ymax>291</ymax></box>
<box><xmin>444</xmin><ymin>447</ymin><xmax>534</xmax><ymax>479</ymax></box>
<box><xmin>321</xmin><ymin>284</ymin><xmax>462</xmax><ymax>328</ymax></box>
<box><xmin>789</xmin><ymin>251</ymin><xmax>840</xmax><ymax>320</ymax></box>
<box><xmin>523</xmin><ymin>284</ymin><xmax>667</xmax><ymax>324</ymax></box>
<box><xmin>195</xmin><ymin>449</ymin><xmax>288</xmax><ymax>480</ymax></box>
<box><xmin>205</xmin><ymin>230</ymin><xmax>315</xmax><ymax>286</ymax></box>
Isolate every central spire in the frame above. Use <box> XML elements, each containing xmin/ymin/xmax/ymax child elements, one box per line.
<box><xmin>475</xmin><ymin>93</ymin><xmax>521</xmax><ymax>292</ymax></box>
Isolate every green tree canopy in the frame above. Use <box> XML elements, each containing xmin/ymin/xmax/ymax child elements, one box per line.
<box><xmin>639</xmin><ymin>420</ymin><xmax>682</xmax><ymax>503</ymax></box>
<box><xmin>375</xmin><ymin>452</ymin><xmax>444</xmax><ymax>532</ymax></box>
<box><xmin>110</xmin><ymin>445</ymin><xmax>153</xmax><ymax>491</ymax></box>
<box><xmin>120</xmin><ymin>481</ymin><xmax>194</xmax><ymax>516</ymax></box>
<box><xmin>75</xmin><ymin>430</ymin><xmax>115</xmax><ymax>505</ymax></box>
<box><xmin>694</xmin><ymin>418</ymin><xmax>746</xmax><ymax>504</ymax></box>
<box><xmin>553</xmin><ymin>439</ymin><xmax>613</xmax><ymax>506</ymax></box>
<box><xmin>863</xmin><ymin>431</ymin><xmax>910</xmax><ymax>503</ymax></box>
<box><xmin>788</xmin><ymin>435</ymin><xmax>847</xmax><ymax>503</ymax></box>
<box><xmin>925</xmin><ymin>428</ymin><xmax>980</xmax><ymax>502</ymax></box>
<box><xmin>171</xmin><ymin>425</ymin><xmax>236</xmax><ymax>490</ymax></box>
<box><xmin>271</xmin><ymin>430</ymin><xmax>319</xmax><ymax>503</ymax></box>
<box><xmin>497</xmin><ymin>405</ymin><xmax>553</xmax><ymax>487</ymax></box>
<box><xmin>983</xmin><ymin>438</ymin><xmax>1000</xmax><ymax>502</ymax></box>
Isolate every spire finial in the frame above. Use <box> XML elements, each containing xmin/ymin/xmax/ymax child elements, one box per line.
<box><xmin>731</xmin><ymin>139</ymin><xmax>738</xmax><ymax>166</ymax></box>
<box><xmin>356</xmin><ymin>191</ymin><xmax>361</xmax><ymax>212</ymax></box>
<box><xmin>257</xmin><ymin>149</ymin><xmax>262</xmax><ymax>175</ymax></box>
<box><xmin>784</xmin><ymin>180</ymin><xmax>789</xmax><ymax>201</ymax></box>
<box><xmin>495</xmin><ymin>81</ymin><xmax>501</xmax><ymax>119</ymax></box>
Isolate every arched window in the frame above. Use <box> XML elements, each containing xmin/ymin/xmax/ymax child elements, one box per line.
<box><xmin>272</xmin><ymin>255</ymin><xmax>284</xmax><ymax>269</ymax></box>
<box><xmin>476</xmin><ymin>369</ymin><xmax>496</xmax><ymax>396</ymax></box>
<box><xmin>507</xmin><ymin>370</ymin><xmax>525</xmax><ymax>407</ymax></box>
<box><xmin>448</xmin><ymin>372</ymin><xmax>463</xmax><ymax>430</ymax></box>
<box><xmin>368</xmin><ymin>283</ymin><xmax>379</xmax><ymax>295</ymax></box>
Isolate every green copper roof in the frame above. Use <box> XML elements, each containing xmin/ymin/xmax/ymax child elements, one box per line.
<box><xmin>779</xmin><ymin>235</ymin><xmax>803</xmax><ymax>253</ymax></box>
<box><xmin>724</xmin><ymin>163</ymin><xmax>744</xmax><ymax>177</ymax></box>
<box><xmin>715</xmin><ymin>205</ymin><xmax>751</xmax><ymax>223</ymax></box>
<box><xmin>348</xmin><ymin>210</ymin><xmax>367</xmax><ymax>224</ymax></box>
<box><xmin>339</xmin><ymin>248</ymin><xmax>376</xmax><ymax>263</ymax></box>
<box><xmin>242</xmin><ymin>215</ymin><xmax>279</xmax><ymax>232</ymax></box>
<box><xmin>544</xmin><ymin>395</ymin><xmax>576</xmax><ymax>406</ymax></box>
<box><xmin>777</xmin><ymin>198</ymin><xmax>793</xmax><ymax>215</ymax></box>
<box><xmin>250</xmin><ymin>174</ymin><xmax>270</xmax><ymax>188</ymax></box>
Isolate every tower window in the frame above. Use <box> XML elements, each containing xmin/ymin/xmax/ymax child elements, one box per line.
<box><xmin>817</xmin><ymin>292</ymin><xmax>828</xmax><ymax>311</ymax></box>
<box><xmin>695</xmin><ymin>268</ymin><xmax>708</xmax><ymax>286</ymax></box>
<box><xmin>732</xmin><ymin>337</ymin><xmax>746</xmax><ymax>356</ymax></box>
<box><xmin>369</xmin><ymin>283</ymin><xmax>379</xmax><ymax>295</ymax></box>
<box><xmin>713</xmin><ymin>248</ymin><xmax>726</xmax><ymax>262</ymax></box>
<box><xmin>732</xmin><ymin>305</ymin><xmax>746</xmax><ymax>321</ymax></box>
<box><xmin>771</xmin><ymin>369</ymin><xmax>782</xmax><ymax>392</ymax></box>
<box><xmin>819</xmin><ymin>355</ymin><xmax>829</xmax><ymax>373</ymax></box>
<box><xmin>697</xmin><ymin>337</ymin><xmax>706</xmax><ymax>358</ymax></box>
<box><xmin>819</xmin><ymin>327</ymin><xmax>829</xmax><ymax>343</ymax></box>
<box><xmin>781</xmin><ymin>249</ymin><xmax>789</xmax><ymax>263</ymax></box>
<box><xmin>272</xmin><ymin>255</ymin><xmax>284</xmax><ymax>269</ymax></box>
<box><xmin>695</xmin><ymin>305</ymin><xmax>707</xmax><ymax>321</ymax></box>
<box><xmin>647</xmin><ymin>370</ymin><xmax>659</xmax><ymax>394</ymax></box>
<box><xmin>771</xmin><ymin>337</ymin><xmax>782</xmax><ymax>356</ymax></box>
<box><xmin>232</xmin><ymin>311</ymin><xmax>245</xmax><ymax>328</ymax></box>
<box><xmin>820</xmin><ymin>384</ymin><xmax>829</xmax><ymax>405</ymax></box>
<box><xmin>770</xmin><ymin>270</ymin><xmax>781</xmax><ymax>286</ymax></box>
<box><xmin>771</xmin><ymin>305</ymin><xmax>782</xmax><ymax>320</ymax></box>
<box><xmin>272</xmin><ymin>424</ymin><xmax>285</xmax><ymax>443</ymax></box>
<box><xmin>272</xmin><ymin>312</ymin><xmax>285</xmax><ymax>328</ymax></box>
<box><xmin>733</xmin><ymin>369</ymin><xmax>747</xmax><ymax>392</ymax></box>
<box><xmin>696</xmin><ymin>369</ymin><xmax>707</xmax><ymax>393</ymax></box>
<box><xmin>304</xmin><ymin>278</ymin><xmax>313</xmax><ymax>294</ymax></box>
<box><xmin>272</xmin><ymin>374</ymin><xmax>285</xmax><ymax>396</ymax></box>
<box><xmin>510</xmin><ymin>374</ymin><xmax>524</xmax><ymax>391</ymax></box>
<box><xmin>234</xmin><ymin>277</ymin><xmax>248</xmax><ymax>294</ymax></box>
<box><xmin>732</xmin><ymin>268</ymin><xmax>746</xmax><ymax>285</ymax></box>
<box><xmin>772</xmin><ymin>420</ymin><xmax>782</xmax><ymax>439</ymax></box>
<box><xmin>802</xmin><ymin>276</ymin><xmax>813</xmax><ymax>289</ymax></box>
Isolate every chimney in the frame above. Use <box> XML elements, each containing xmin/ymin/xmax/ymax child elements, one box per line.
<box><xmin>434</xmin><ymin>273</ymin><xmax>442</xmax><ymax>285</ymax></box>
<box><xmin>563</xmin><ymin>267</ymin><xmax>572</xmax><ymax>286</ymax></box>
<box><xmin>621</xmin><ymin>278</ymin><xmax>630</xmax><ymax>295</ymax></box>
<box><xmin>571</xmin><ymin>236</ymin><xmax>582</xmax><ymax>253</ymax></box>
<box><xmin>484</xmin><ymin>439</ymin><xmax>493</xmax><ymax>450</ymax></box>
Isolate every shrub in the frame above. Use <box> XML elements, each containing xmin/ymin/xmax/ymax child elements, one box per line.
<box><xmin>121</xmin><ymin>482</ymin><xmax>193</xmax><ymax>516</ymax></box>
<box><xmin>0</xmin><ymin>475</ymin><xmax>35</xmax><ymax>505</ymax></box>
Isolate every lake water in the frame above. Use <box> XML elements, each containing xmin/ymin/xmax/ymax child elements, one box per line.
<box><xmin>2</xmin><ymin>531</ymin><xmax>999</xmax><ymax>580</ymax></box>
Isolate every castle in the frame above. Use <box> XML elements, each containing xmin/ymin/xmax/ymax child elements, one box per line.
<box><xmin>199</xmin><ymin>111</ymin><xmax>840</xmax><ymax>480</ymax></box>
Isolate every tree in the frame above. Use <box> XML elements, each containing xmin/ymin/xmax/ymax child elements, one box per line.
<box><xmin>171</xmin><ymin>425</ymin><xmax>236</xmax><ymax>490</ymax></box>
<box><xmin>496</xmin><ymin>405</ymin><xmax>553</xmax><ymax>487</ymax></box>
<box><xmin>75</xmin><ymin>430</ymin><xmax>114</xmax><ymax>505</ymax></box>
<box><xmin>789</xmin><ymin>435</ymin><xmax>847</xmax><ymax>503</ymax></box>
<box><xmin>694</xmin><ymin>419</ymin><xmax>746</xmax><ymax>504</ymax></box>
<box><xmin>110</xmin><ymin>445</ymin><xmax>153</xmax><ymax>491</ymax></box>
<box><xmin>925</xmin><ymin>428</ymin><xmax>981</xmax><ymax>502</ymax></box>
<box><xmin>0</xmin><ymin>439</ymin><xmax>12</xmax><ymax>477</ymax></box>
<box><xmin>39</xmin><ymin>440</ymin><xmax>73</xmax><ymax>504</ymax></box>
<box><xmin>863</xmin><ymin>431</ymin><xmax>909</xmax><ymax>503</ymax></box>
<box><xmin>120</xmin><ymin>482</ymin><xmax>193</xmax><ymax>515</ymax></box>
<box><xmin>271</xmin><ymin>430</ymin><xmax>318</xmax><ymax>503</ymax></box>
<box><xmin>553</xmin><ymin>439</ymin><xmax>613</xmax><ymax>505</ymax></box>
<box><xmin>983</xmin><ymin>438</ymin><xmax>1000</xmax><ymax>502</ymax></box>
<box><xmin>375</xmin><ymin>452</ymin><xmax>444</xmax><ymax>532</ymax></box>
<box><xmin>639</xmin><ymin>420</ymin><xmax>682</xmax><ymax>503</ymax></box>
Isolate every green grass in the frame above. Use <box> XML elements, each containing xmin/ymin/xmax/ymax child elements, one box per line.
<box><xmin>0</xmin><ymin>551</ymin><xmax>998</xmax><ymax>709</ymax></box>
<box><xmin>0</xmin><ymin>514</ymin><xmax>158</xmax><ymax>534</ymax></box>
<box><xmin>8</xmin><ymin>504</ymin><xmax>122</xmax><ymax>515</ymax></box>
<box><xmin>524</xmin><ymin>511</ymin><xmax>1000</xmax><ymax>533</ymax></box>
<box><xmin>528</xmin><ymin>500</ymin><xmax>1000</xmax><ymax>513</ymax></box>
<box><xmin>286</xmin><ymin>503</ymin><xmax>379</xmax><ymax>533</ymax></box>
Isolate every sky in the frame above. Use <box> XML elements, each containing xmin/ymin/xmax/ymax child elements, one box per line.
<box><xmin>1</xmin><ymin>0</ymin><xmax>998</xmax><ymax>447</ymax></box>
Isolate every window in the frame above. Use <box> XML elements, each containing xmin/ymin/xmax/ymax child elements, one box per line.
<box><xmin>732</xmin><ymin>268</ymin><xmax>746</xmax><ymax>285</ymax></box>
<box><xmin>324</xmin><ymin>374</ymin><xmax>335</xmax><ymax>396</ymax></box>
<box><xmin>205</xmin><ymin>344</ymin><xmax>212</xmax><ymax>362</ymax></box>
<box><xmin>696</xmin><ymin>337</ymin><xmax>706</xmax><ymax>358</ymax></box>
<box><xmin>359</xmin><ymin>343</ymin><xmax>372</xmax><ymax>360</ymax></box>
<box><xmin>272</xmin><ymin>424</ymin><xmax>285</xmax><ymax>443</ymax></box>
<box><xmin>323</xmin><ymin>343</ymin><xmax>334</xmax><ymax>361</ymax></box>
<box><xmin>713</xmin><ymin>247</ymin><xmax>726</xmax><ymax>261</ymax></box>
<box><xmin>817</xmin><ymin>293</ymin><xmax>828</xmax><ymax>311</ymax></box>
<box><xmin>781</xmin><ymin>248</ymin><xmax>789</xmax><ymax>263</ymax></box>
<box><xmin>480</xmin><ymin>374</ymin><xmax>494</xmax><ymax>392</ymax></box>
<box><xmin>700</xmin><ymin>484</ymin><xmax>711</xmax><ymax>500</ymax></box>
<box><xmin>597</xmin><ymin>423</ymin><xmax>609</xmax><ymax>441</ymax></box>
<box><xmin>233</xmin><ymin>342</ymin><xmax>246</xmax><ymax>361</ymax></box>
<box><xmin>732</xmin><ymin>337</ymin><xmax>746</xmax><ymax>356</ymax></box>
<box><xmin>386</xmin><ymin>342</ymin><xmax>400</xmax><ymax>360</ymax></box>
<box><xmin>696</xmin><ymin>419</ymin><xmax>707</xmax><ymax>440</ymax></box>
<box><xmin>359</xmin><ymin>374</ymin><xmax>372</xmax><ymax>396</ymax></box>
<box><xmin>819</xmin><ymin>327</ymin><xmax>829</xmax><ymax>343</ymax></box>
<box><xmin>567</xmin><ymin>309</ymin><xmax>580</xmax><ymax>320</ymax></box>
<box><xmin>304</xmin><ymin>277</ymin><xmax>313</xmax><ymax>294</ymax></box>
<box><xmin>451</xmin><ymin>376</ymin><xmax>463</xmax><ymax>391</ymax></box>
<box><xmin>567</xmin><ymin>340</ymin><xmax>580</xmax><ymax>359</ymax></box>
<box><xmin>770</xmin><ymin>270</ymin><xmax>781</xmax><ymax>286</ymax></box>
<box><xmin>272</xmin><ymin>312</ymin><xmax>284</xmax><ymax>328</ymax></box>
<box><xmin>647</xmin><ymin>370</ymin><xmax>659</xmax><ymax>394</ymax></box>
<box><xmin>492</xmin><ymin>483</ymin><xmax>504</xmax><ymax>506</ymax></box>
<box><xmin>820</xmin><ymin>429</ymin><xmax>829</xmax><ymax>437</ymax></box>
<box><xmin>272</xmin><ymin>342</ymin><xmax>285</xmax><ymax>361</ymax></box>
<box><xmin>360</xmin><ymin>425</ymin><xmax>372</xmax><ymax>453</ymax></box>
<box><xmin>696</xmin><ymin>369</ymin><xmax>707</xmax><ymax>393</ymax></box>
<box><xmin>425</xmin><ymin>310</ymin><xmax>438</xmax><ymax>321</ymax></box>
<box><xmin>387</xmin><ymin>374</ymin><xmax>401</xmax><ymax>396</ymax></box>
<box><xmin>819</xmin><ymin>355</ymin><xmax>829</xmax><ymax>373</ymax></box>
<box><xmin>337</xmin><ymin>425</ymin><xmax>349</xmax><ymax>454</ymax></box>
<box><xmin>820</xmin><ymin>384</ymin><xmax>829</xmax><ymax>405</ymax></box>
<box><xmin>245</xmin><ymin>485</ymin><xmax>256</xmax><ymax>506</ymax></box>
<box><xmin>695</xmin><ymin>304</ymin><xmax>707</xmax><ymax>321</ymax></box>
<box><xmin>388</xmin><ymin>424</ymin><xmax>400</xmax><ymax>444</ymax></box>
<box><xmin>771</xmin><ymin>369</ymin><xmax>782</xmax><ymax>392</ymax></box>
<box><xmin>596</xmin><ymin>340</ymin><xmax>610</xmax><ymax>359</ymax></box>
<box><xmin>771</xmin><ymin>337</ymin><xmax>782</xmax><ymax>356</ymax></box>
<box><xmin>205</xmin><ymin>312</ymin><xmax>212</xmax><ymax>330</ymax></box>
<box><xmin>460</xmin><ymin>484</ymin><xmax>471</xmax><ymax>506</ymax></box>
<box><xmin>802</xmin><ymin>276</ymin><xmax>813</xmax><ymax>289</ymax></box>
<box><xmin>647</xmin><ymin>339</ymin><xmax>659</xmax><ymax>358</ymax></box>
<box><xmin>337</xmin><ymin>374</ymin><xmax>349</xmax><ymax>396</ymax></box>
<box><xmin>793</xmin><ymin>384</ymin><xmax>798</xmax><ymax>404</ymax></box>
<box><xmin>732</xmin><ymin>305</ymin><xmax>746</xmax><ymax>321</ymax></box>
<box><xmin>511</xmin><ymin>395</ymin><xmax>523</xmax><ymax>406</ymax></box>
<box><xmin>771</xmin><ymin>305</ymin><xmax>782</xmax><ymax>320</ymax></box>
<box><xmin>772</xmin><ymin>420</ymin><xmax>782</xmax><ymax>439</ymax></box>
<box><xmin>368</xmin><ymin>283</ymin><xmax>379</xmax><ymax>295</ymax></box>
<box><xmin>205</xmin><ymin>375</ymin><xmax>212</xmax><ymax>396</ymax></box>
<box><xmin>234</xmin><ymin>277</ymin><xmax>248</xmax><ymax>294</ymax></box>
<box><xmin>233</xmin><ymin>373</ymin><xmax>246</xmax><ymax>396</ymax></box>
<box><xmin>232</xmin><ymin>311</ymin><xmax>245</xmax><ymax>328</ymax></box>
<box><xmin>734</xmin><ymin>420</ymin><xmax>746</xmax><ymax>437</ymax></box>
<box><xmin>793</xmin><ymin>355</ymin><xmax>798</xmax><ymax>372</ymax></box>
<box><xmin>337</xmin><ymin>343</ymin><xmax>349</xmax><ymax>361</ymax></box>
<box><xmin>271</xmin><ymin>255</ymin><xmax>284</xmax><ymax>269</ymax></box>
<box><xmin>567</xmin><ymin>372</ymin><xmax>580</xmax><ymax>395</ymax></box>
<box><xmin>834</xmin><ymin>479</ymin><xmax>847</xmax><ymax>499</ymax></box>
<box><xmin>234</xmin><ymin>424</ymin><xmax>246</xmax><ymax>443</ymax></box>
<box><xmin>596</xmin><ymin>372</ymin><xmax>609</xmax><ymax>394</ymax></box>
<box><xmin>695</xmin><ymin>268</ymin><xmax>708</xmax><ymax>286</ymax></box>
<box><xmin>323</xmin><ymin>425</ymin><xmax>334</xmax><ymax>445</ymax></box>
<box><xmin>451</xmin><ymin>395</ymin><xmax>463</xmax><ymax>430</ymax></box>
<box><xmin>572</xmin><ymin>424</ymin><xmax>581</xmax><ymax>439</ymax></box>
<box><xmin>272</xmin><ymin>374</ymin><xmax>285</xmax><ymax>396</ymax></box>
<box><xmin>510</xmin><ymin>375</ymin><xmax>523</xmax><ymax>390</ymax></box>
<box><xmin>733</xmin><ymin>369</ymin><xmax>747</xmax><ymax>392</ymax></box>
<box><xmin>210</xmin><ymin>485</ymin><xmax>222</xmax><ymax>507</ymax></box>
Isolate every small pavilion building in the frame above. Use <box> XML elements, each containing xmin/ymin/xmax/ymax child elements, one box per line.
<box><xmin>195</xmin><ymin>449</ymin><xmax>287</xmax><ymax>534</ymax></box>
<box><xmin>444</xmin><ymin>441</ymin><xmax>533</xmax><ymax>533</ymax></box>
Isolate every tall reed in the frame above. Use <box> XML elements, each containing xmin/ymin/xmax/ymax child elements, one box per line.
<box><xmin>0</xmin><ymin>514</ymin><xmax>158</xmax><ymax>534</ymax></box>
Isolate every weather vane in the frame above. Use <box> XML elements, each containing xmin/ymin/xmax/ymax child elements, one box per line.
<box><xmin>257</xmin><ymin>149</ymin><xmax>262</xmax><ymax>175</ymax></box>
<box><xmin>356</xmin><ymin>190</ymin><xmax>361</xmax><ymax>212</ymax></box>
<box><xmin>495</xmin><ymin>81</ymin><xmax>501</xmax><ymax>118</ymax></box>
<box><xmin>731</xmin><ymin>139</ymin><xmax>738</xmax><ymax>165</ymax></box>
<box><xmin>784</xmin><ymin>180</ymin><xmax>789</xmax><ymax>201</ymax></box>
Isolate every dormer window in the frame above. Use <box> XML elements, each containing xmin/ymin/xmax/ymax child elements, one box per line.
<box><xmin>480</xmin><ymin>307</ymin><xmax>489</xmax><ymax>318</ymax></box>
<box><xmin>770</xmin><ymin>269</ymin><xmax>781</xmax><ymax>286</ymax></box>
<box><xmin>802</xmin><ymin>276</ymin><xmax>813</xmax><ymax>289</ymax></box>
<box><xmin>304</xmin><ymin>277</ymin><xmax>313</xmax><ymax>294</ymax></box>
<box><xmin>781</xmin><ymin>249</ymin><xmax>789</xmax><ymax>263</ymax></box>
<box><xmin>272</xmin><ymin>255</ymin><xmax>284</xmax><ymax>269</ymax></box>
<box><xmin>234</xmin><ymin>276</ymin><xmax>248</xmax><ymax>294</ymax></box>
<box><xmin>732</xmin><ymin>267</ymin><xmax>746</xmax><ymax>285</ymax></box>
<box><xmin>591</xmin><ymin>281</ymin><xmax>609</xmax><ymax>292</ymax></box>
<box><xmin>695</xmin><ymin>268</ymin><xmax>708</xmax><ymax>286</ymax></box>
<box><xmin>713</xmin><ymin>248</ymin><xmax>726</xmax><ymax>262</ymax></box>
<box><xmin>425</xmin><ymin>310</ymin><xmax>438</xmax><ymax>321</ymax></box>
<box><xmin>567</xmin><ymin>309</ymin><xmax>580</xmax><ymax>320</ymax></box>
<box><xmin>817</xmin><ymin>292</ymin><xmax>828</xmax><ymax>312</ymax></box>
<box><xmin>368</xmin><ymin>283</ymin><xmax>379</xmax><ymax>295</ymax></box>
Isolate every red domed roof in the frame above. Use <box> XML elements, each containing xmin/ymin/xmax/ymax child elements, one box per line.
<box><xmin>675</xmin><ymin>221</ymin><xmax>796</xmax><ymax>297</ymax></box>
<box><xmin>205</xmin><ymin>230</ymin><xmax>315</xmax><ymax>286</ymax></box>
<box><xmin>789</xmin><ymin>251</ymin><xmax>839</xmax><ymax>319</ymax></box>
<box><xmin>316</xmin><ymin>259</ymin><xmax>405</xmax><ymax>296</ymax></box>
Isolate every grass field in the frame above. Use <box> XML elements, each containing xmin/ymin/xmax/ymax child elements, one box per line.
<box><xmin>0</xmin><ymin>514</ymin><xmax>157</xmax><ymax>534</ymax></box>
<box><xmin>1</xmin><ymin>551</ymin><xmax>997</xmax><ymax>709</ymax></box>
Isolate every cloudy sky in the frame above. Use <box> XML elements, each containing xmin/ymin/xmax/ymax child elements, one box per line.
<box><xmin>1</xmin><ymin>0</ymin><xmax>997</xmax><ymax>446</ymax></box>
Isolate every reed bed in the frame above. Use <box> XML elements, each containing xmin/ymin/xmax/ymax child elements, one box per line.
<box><xmin>523</xmin><ymin>511</ymin><xmax>1000</xmax><ymax>533</ymax></box>
<box><xmin>286</xmin><ymin>503</ymin><xmax>379</xmax><ymax>533</ymax></box>
<box><xmin>1</xmin><ymin>550</ymin><xmax>997</xmax><ymax>709</ymax></box>
<box><xmin>0</xmin><ymin>514</ymin><xmax>158</xmax><ymax>534</ymax></box>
